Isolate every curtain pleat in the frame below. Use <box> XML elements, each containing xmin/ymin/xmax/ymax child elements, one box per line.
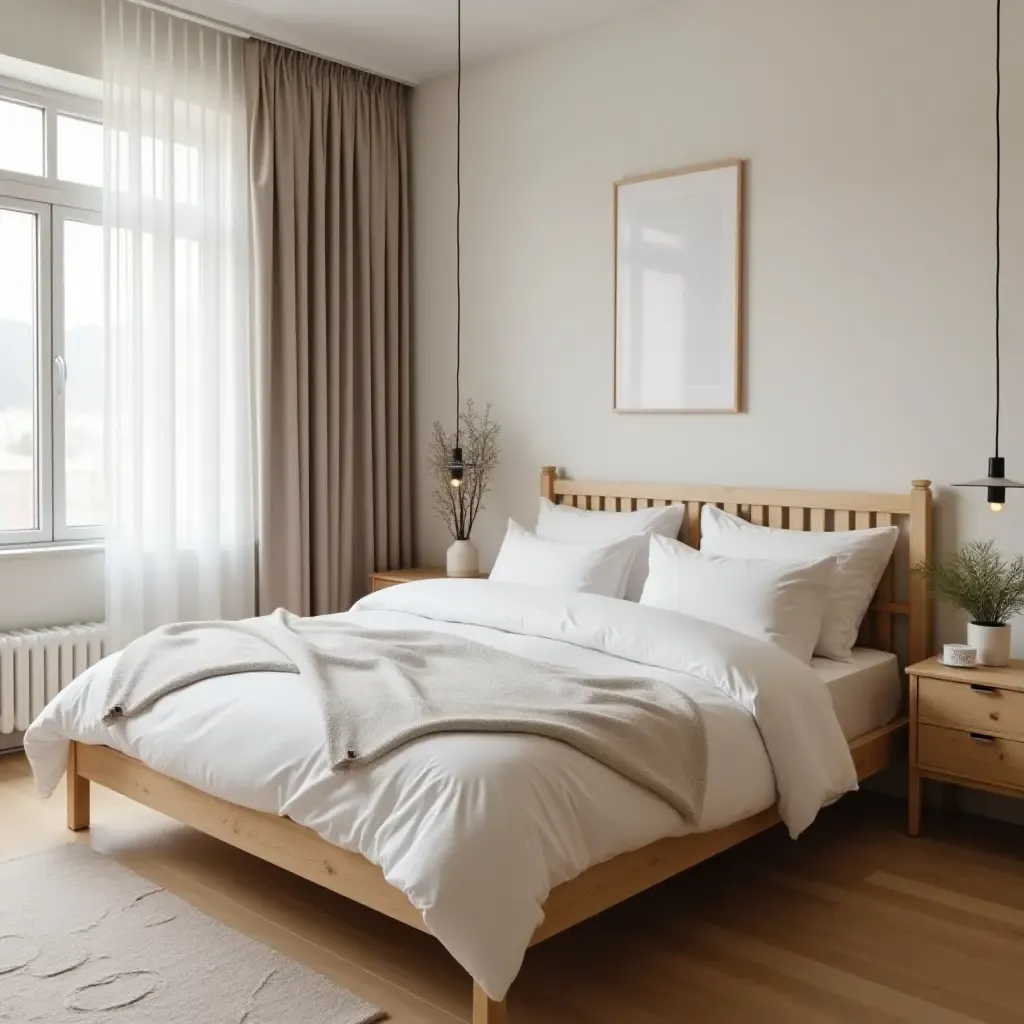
<box><xmin>246</xmin><ymin>41</ymin><xmax>412</xmax><ymax>616</ymax></box>
<box><xmin>103</xmin><ymin>0</ymin><xmax>254</xmax><ymax>649</ymax></box>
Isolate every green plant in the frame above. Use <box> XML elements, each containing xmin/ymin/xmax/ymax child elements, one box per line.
<box><xmin>913</xmin><ymin>540</ymin><xmax>1024</xmax><ymax>626</ymax></box>
<box><xmin>429</xmin><ymin>400</ymin><xmax>501</xmax><ymax>541</ymax></box>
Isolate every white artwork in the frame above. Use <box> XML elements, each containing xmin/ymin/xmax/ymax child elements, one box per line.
<box><xmin>614</xmin><ymin>160</ymin><xmax>743</xmax><ymax>412</ymax></box>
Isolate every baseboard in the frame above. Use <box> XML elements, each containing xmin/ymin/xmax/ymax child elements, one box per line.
<box><xmin>955</xmin><ymin>788</ymin><xmax>1024</xmax><ymax>827</ymax></box>
<box><xmin>0</xmin><ymin>732</ymin><xmax>24</xmax><ymax>753</ymax></box>
<box><xmin>864</xmin><ymin>756</ymin><xmax>1024</xmax><ymax>827</ymax></box>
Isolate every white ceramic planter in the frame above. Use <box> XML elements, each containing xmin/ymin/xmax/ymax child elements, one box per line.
<box><xmin>447</xmin><ymin>539</ymin><xmax>479</xmax><ymax>578</ymax></box>
<box><xmin>966</xmin><ymin>622</ymin><xmax>1011</xmax><ymax>667</ymax></box>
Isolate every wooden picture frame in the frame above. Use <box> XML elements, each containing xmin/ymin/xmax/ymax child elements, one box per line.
<box><xmin>614</xmin><ymin>159</ymin><xmax>745</xmax><ymax>413</ymax></box>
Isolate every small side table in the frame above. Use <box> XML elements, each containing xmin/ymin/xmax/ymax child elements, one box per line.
<box><xmin>368</xmin><ymin>568</ymin><xmax>486</xmax><ymax>593</ymax></box>
<box><xmin>906</xmin><ymin>656</ymin><xmax>1024</xmax><ymax>836</ymax></box>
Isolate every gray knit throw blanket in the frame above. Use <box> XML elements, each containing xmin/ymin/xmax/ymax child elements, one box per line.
<box><xmin>101</xmin><ymin>609</ymin><xmax>708</xmax><ymax>822</ymax></box>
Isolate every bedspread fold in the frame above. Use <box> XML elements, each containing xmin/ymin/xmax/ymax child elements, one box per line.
<box><xmin>101</xmin><ymin>610</ymin><xmax>709</xmax><ymax>823</ymax></box>
<box><xmin>355</xmin><ymin>580</ymin><xmax>858</xmax><ymax>837</ymax></box>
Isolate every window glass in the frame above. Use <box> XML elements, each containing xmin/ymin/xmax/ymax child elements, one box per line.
<box><xmin>0</xmin><ymin>208</ymin><xmax>38</xmax><ymax>532</ymax></box>
<box><xmin>0</xmin><ymin>98</ymin><xmax>44</xmax><ymax>177</ymax></box>
<box><xmin>62</xmin><ymin>218</ymin><xmax>104</xmax><ymax>527</ymax></box>
<box><xmin>57</xmin><ymin>114</ymin><xmax>103</xmax><ymax>187</ymax></box>
<box><xmin>0</xmin><ymin>84</ymin><xmax>104</xmax><ymax>544</ymax></box>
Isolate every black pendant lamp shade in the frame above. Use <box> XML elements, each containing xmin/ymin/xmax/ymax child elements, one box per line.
<box><xmin>956</xmin><ymin>0</ymin><xmax>1017</xmax><ymax>512</ymax></box>
<box><xmin>957</xmin><ymin>457</ymin><xmax>1023</xmax><ymax>512</ymax></box>
<box><xmin>447</xmin><ymin>0</ymin><xmax>473</xmax><ymax>489</ymax></box>
<box><xmin>448</xmin><ymin>446</ymin><xmax>466</xmax><ymax>488</ymax></box>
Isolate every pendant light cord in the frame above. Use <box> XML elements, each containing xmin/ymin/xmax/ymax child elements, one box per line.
<box><xmin>994</xmin><ymin>0</ymin><xmax>1002</xmax><ymax>458</ymax></box>
<box><xmin>455</xmin><ymin>0</ymin><xmax>462</xmax><ymax>451</ymax></box>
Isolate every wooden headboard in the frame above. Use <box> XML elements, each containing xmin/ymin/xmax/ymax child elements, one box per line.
<box><xmin>540</xmin><ymin>466</ymin><xmax>933</xmax><ymax>665</ymax></box>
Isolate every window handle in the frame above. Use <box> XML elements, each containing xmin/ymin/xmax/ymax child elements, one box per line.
<box><xmin>53</xmin><ymin>355</ymin><xmax>67</xmax><ymax>398</ymax></box>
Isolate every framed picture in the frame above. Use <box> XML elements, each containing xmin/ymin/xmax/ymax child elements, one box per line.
<box><xmin>614</xmin><ymin>159</ymin><xmax>744</xmax><ymax>413</ymax></box>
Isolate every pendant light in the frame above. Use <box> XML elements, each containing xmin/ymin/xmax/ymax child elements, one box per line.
<box><xmin>957</xmin><ymin>0</ymin><xmax>1023</xmax><ymax>512</ymax></box>
<box><xmin>447</xmin><ymin>0</ymin><xmax>472</xmax><ymax>489</ymax></box>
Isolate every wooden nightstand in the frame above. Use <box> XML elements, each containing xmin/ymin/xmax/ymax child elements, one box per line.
<box><xmin>907</xmin><ymin>656</ymin><xmax>1024</xmax><ymax>836</ymax></box>
<box><xmin>368</xmin><ymin>568</ymin><xmax>486</xmax><ymax>592</ymax></box>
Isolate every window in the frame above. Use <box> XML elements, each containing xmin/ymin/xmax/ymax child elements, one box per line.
<box><xmin>56</xmin><ymin>115</ymin><xmax>103</xmax><ymax>187</ymax></box>
<box><xmin>0</xmin><ymin>205</ymin><xmax>40</xmax><ymax>532</ymax></box>
<box><xmin>0</xmin><ymin>80</ymin><xmax>102</xmax><ymax>544</ymax></box>
<box><xmin>0</xmin><ymin>97</ymin><xmax>44</xmax><ymax>176</ymax></box>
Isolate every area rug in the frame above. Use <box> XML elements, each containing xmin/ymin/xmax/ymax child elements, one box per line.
<box><xmin>0</xmin><ymin>844</ymin><xmax>386</xmax><ymax>1023</ymax></box>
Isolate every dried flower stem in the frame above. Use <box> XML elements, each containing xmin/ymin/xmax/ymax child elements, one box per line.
<box><xmin>429</xmin><ymin>401</ymin><xmax>501</xmax><ymax>541</ymax></box>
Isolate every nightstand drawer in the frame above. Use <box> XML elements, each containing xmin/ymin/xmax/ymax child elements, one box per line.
<box><xmin>918</xmin><ymin>676</ymin><xmax>1024</xmax><ymax>739</ymax></box>
<box><xmin>918</xmin><ymin>724</ymin><xmax>1024</xmax><ymax>791</ymax></box>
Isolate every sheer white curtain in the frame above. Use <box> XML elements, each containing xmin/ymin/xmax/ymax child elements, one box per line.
<box><xmin>103</xmin><ymin>0</ymin><xmax>254</xmax><ymax>648</ymax></box>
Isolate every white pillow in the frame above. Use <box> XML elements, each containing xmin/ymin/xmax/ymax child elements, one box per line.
<box><xmin>489</xmin><ymin>519</ymin><xmax>638</xmax><ymax>598</ymax></box>
<box><xmin>700</xmin><ymin>505</ymin><xmax>898</xmax><ymax>661</ymax></box>
<box><xmin>535</xmin><ymin>497</ymin><xmax>685</xmax><ymax>601</ymax></box>
<box><xmin>640</xmin><ymin>535</ymin><xmax>835</xmax><ymax>664</ymax></box>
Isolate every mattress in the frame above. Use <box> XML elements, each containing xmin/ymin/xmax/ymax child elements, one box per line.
<box><xmin>811</xmin><ymin>648</ymin><xmax>901</xmax><ymax>741</ymax></box>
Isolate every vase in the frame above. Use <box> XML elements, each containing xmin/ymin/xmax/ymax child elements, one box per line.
<box><xmin>966</xmin><ymin>622</ymin><xmax>1011</xmax><ymax>667</ymax></box>
<box><xmin>447</xmin><ymin>539</ymin><xmax>479</xmax><ymax>578</ymax></box>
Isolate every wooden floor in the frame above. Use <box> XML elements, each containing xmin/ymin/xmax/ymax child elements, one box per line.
<box><xmin>4</xmin><ymin>752</ymin><xmax>1024</xmax><ymax>1023</ymax></box>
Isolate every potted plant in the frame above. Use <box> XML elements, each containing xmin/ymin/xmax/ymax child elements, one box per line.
<box><xmin>913</xmin><ymin>540</ymin><xmax>1024</xmax><ymax>666</ymax></box>
<box><xmin>429</xmin><ymin>401</ymin><xmax>501</xmax><ymax>577</ymax></box>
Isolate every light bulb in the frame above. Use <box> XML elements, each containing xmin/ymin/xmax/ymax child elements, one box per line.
<box><xmin>990</xmin><ymin>502</ymin><xmax>1004</xmax><ymax>513</ymax></box>
<box><xmin>450</xmin><ymin>477</ymin><xmax>462</xmax><ymax>489</ymax></box>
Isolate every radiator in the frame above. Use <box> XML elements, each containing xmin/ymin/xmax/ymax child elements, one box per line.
<box><xmin>0</xmin><ymin>623</ymin><xmax>108</xmax><ymax>735</ymax></box>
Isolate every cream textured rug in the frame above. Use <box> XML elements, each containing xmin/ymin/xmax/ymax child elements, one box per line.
<box><xmin>0</xmin><ymin>844</ymin><xmax>386</xmax><ymax>1023</ymax></box>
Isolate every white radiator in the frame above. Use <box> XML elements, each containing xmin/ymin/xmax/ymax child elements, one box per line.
<box><xmin>0</xmin><ymin>623</ymin><xmax>108</xmax><ymax>734</ymax></box>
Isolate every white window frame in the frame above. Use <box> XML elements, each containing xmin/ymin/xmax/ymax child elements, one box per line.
<box><xmin>52</xmin><ymin>205</ymin><xmax>103</xmax><ymax>542</ymax></box>
<box><xmin>0</xmin><ymin>78</ymin><xmax>102</xmax><ymax>546</ymax></box>
<box><xmin>0</xmin><ymin>195</ymin><xmax>53</xmax><ymax>545</ymax></box>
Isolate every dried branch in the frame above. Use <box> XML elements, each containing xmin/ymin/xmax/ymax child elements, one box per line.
<box><xmin>429</xmin><ymin>400</ymin><xmax>502</xmax><ymax>541</ymax></box>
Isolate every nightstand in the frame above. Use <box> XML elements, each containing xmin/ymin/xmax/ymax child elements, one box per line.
<box><xmin>368</xmin><ymin>568</ymin><xmax>486</xmax><ymax>592</ymax></box>
<box><xmin>907</xmin><ymin>656</ymin><xmax>1024</xmax><ymax>836</ymax></box>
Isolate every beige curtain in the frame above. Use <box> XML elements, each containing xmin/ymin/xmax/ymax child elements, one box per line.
<box><xmin>246</xmin><ymin>41</ymin><xmax>412</xmax><ymax>615</ymax></box>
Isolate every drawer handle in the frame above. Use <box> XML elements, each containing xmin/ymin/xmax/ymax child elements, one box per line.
<box><xmin>969</xmin><ymin>732</ymin><xmax>997</xmax><ymax>744</ymax></box>
<box><xmin>970</xmin><ymin>684</ymin><xmax>999</xmax><ymax>695</ymax></box>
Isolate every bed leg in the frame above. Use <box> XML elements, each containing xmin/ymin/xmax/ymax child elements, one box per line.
<box><xmin>473</xmin><ymin>982</ymin><xmax>507</xmax><ymax>1024</ymax></box>
<box><xmin>66</xmin><ymin>742</ymin><xmax>91</xmax><ymax>832</ymax></box>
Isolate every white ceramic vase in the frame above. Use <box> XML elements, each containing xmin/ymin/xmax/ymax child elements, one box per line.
<box><xmin>447</xmin><ymin>539</ymin><xmax>479</xmax><ymax>578</ymax></box>
<box><xmin>966</xmin><ymin>622</ymin><xmax>1011</xmax><ymax>667</ymax></box>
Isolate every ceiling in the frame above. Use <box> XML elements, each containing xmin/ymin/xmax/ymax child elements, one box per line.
<box><xmin>162</xmin><ymin>0</ymin><xmax>667</xmax><ymax>84</ymax></box>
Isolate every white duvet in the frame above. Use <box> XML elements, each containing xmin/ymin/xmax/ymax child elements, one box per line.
<box><xmin>25</xmin><ymin>580</ymin><xmax>856</xmax><ymax>1000</ymax></box>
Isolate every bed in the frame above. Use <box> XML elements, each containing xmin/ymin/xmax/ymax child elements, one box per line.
<box><xmin>30</xmin><ymin>468</ymin><xmax>933</xmax><ymax>1023</ymax></box>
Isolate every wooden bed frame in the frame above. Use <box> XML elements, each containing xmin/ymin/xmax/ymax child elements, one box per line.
<box><xmin>66</xmin><ymin>469</ymin><xmax>933</xmax><ymax>1023</ymax></box>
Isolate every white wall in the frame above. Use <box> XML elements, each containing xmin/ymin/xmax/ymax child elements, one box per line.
<box><xmin>0</xmin><ymin>0</ymin><xmax>103</xmax><ymax>79</ymax></box>
<box><xmin>0</xmin><ymin>0</ymin><xmax>106</xmax><ymax>643</ymax></box>
<box><xmin>0</xmin><ymin>548</ymin><xmax>104</xmax><ymax>628</ymax></box>
<box><xmin>412</xmin><ymin>0</ymin><xmax>1024</xmax><ymax>655</ymax></box>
